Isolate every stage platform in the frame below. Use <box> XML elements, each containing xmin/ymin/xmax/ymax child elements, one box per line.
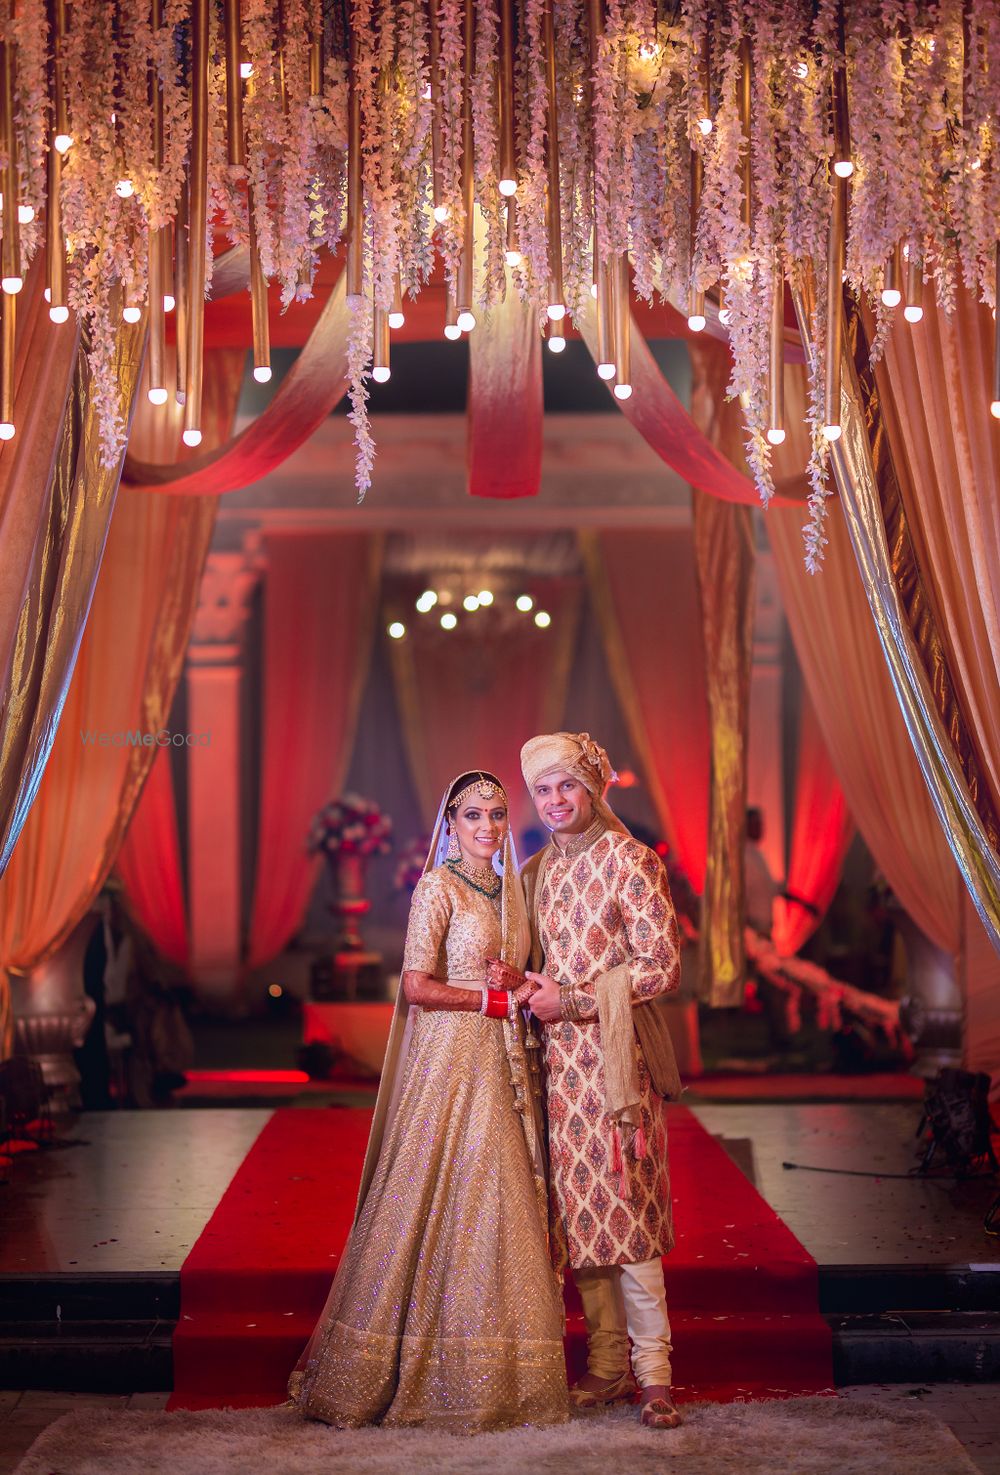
<box><xmin>2</xmin><ymin>1103</ymin><xmax>998</xmax><ymax>1395</ymax></box>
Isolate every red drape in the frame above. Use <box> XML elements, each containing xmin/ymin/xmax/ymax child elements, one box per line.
<box><xmin>115</xmin><ymin>738</ymin><xmax>189</xmax><ymax>966</ymax></box>
<box><xmin>122</xmin><ymin>274</ymin><xmax>349</xmax><ymax>498</ymax></box>
<box><xmin>576</xmin><ymin>298</ymin><xmax>808</xmax><ymax>507</ymax></box>
<box><xmin>467</xmin><ymin>284</ymin><xmax>542</xmax><ymax>498</ymax></box>
<box><xmin>580</xmin><ymin>530</ymin><xmax>710</xmax><ymax>891</ymax></box>
<box><xmin>246</xmin><ymin>532</ymin><xmax>383</xmax><ymax>970</ymax></box>
<box><xmin>773</xmin><ymin>686</ymin><xmax>854</xmax><ymax>957</ymax></box>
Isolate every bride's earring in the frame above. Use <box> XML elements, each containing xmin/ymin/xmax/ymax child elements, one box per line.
<box><xmin>446</xmin><ymin>825</ymin><xmax>460</xmax><ymax>861</ymax></box>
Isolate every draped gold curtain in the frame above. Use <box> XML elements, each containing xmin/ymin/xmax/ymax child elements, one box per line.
<box><xmin>0</xmin><ymin>346</ymin><xmax>242</xmax><ymax>1055</ymax></box>
<box><xmin>875</xmin><ymin>290</ymin><xmax>1000</xmax><ymax>842</ymax></box>
<box><xmin>689</xmin><ymin>342</ymin><xmax>756</xmax><ymax>1006</ymax></box>
<box><xmin>791</xmin><ymin>287</ymin><xmax>1000</xmax><ymax>953</ymax></box>
<box><xmin>0</xmin><ymin>488</ymin><xmax>217</xmax><ymax>974</ymax></box>
<box><xmin>0</xmin><ymin>290</ymin><xmax>143</xmax><ymax>1054</ymax></box>
<box><xmin>692</xmin><ymin>492</ymin><xmax>755</xmax><ymax>1006</ymax></box>
<box><xmin>769</xmin><ymin>498</ymin><xmax>960</xmax><ymax>952</ymax></box>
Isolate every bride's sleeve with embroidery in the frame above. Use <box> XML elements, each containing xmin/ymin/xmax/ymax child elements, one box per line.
<box><xmin>401</xmin><ymin>872</ymin><xmax>482</xmax><ymax>1012</ymax></box>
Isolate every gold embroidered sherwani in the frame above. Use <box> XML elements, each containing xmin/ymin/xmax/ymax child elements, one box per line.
<box><xmin>295</xmin><ymin>865</ymin><xmax>568</xmax><ymax>1434</ymax></box>
<box><xmin>530</xmin><ymin>819</ymin><xmax>681</xmax><ymax>1268</ymax></box>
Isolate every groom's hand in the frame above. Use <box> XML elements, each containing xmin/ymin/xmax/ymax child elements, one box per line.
<box><xmin>526</xmin><ymin>972</ymin><xmax>562</xmax><ymax>1023</ymax></box>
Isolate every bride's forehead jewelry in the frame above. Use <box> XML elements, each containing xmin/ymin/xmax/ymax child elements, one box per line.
<box><xmin>449</xmin><ymin>774</ymin><xmax>507</xmax><ymax>812</ymax></box>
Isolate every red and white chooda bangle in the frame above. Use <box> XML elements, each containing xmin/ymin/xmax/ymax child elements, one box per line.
<box><xmin>479</xmin><ymin>987</ymin><xmax>509</xmax><ymax>1019</ymax></box>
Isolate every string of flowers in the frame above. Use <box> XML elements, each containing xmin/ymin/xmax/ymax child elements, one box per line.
<box><xmin>2</xmin><ymin>1</ymin><xmax>1000</xmax><ymax>561</ymax></box>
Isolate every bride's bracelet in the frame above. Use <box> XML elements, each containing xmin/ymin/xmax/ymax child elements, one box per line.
<box><xmin>479</xmin><ymin>986</ymin><xmax>508</xmax><ymax>1019</ymax></box>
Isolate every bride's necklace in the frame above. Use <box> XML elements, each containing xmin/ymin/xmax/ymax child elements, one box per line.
<box><xmin>446</xmin><ymin>857</ymin><xmax>502</xmax><ymax>900</ymax></box>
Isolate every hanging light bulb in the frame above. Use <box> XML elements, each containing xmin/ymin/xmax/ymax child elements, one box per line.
<box><xmin>463</xmin><ymin>594</ymin><xmax>480</xmax><ymax>612</ymax></box>
<box><xmin>0</xmin><ymin>422</ymin><xmax>14</xmax><ymax>439</ymax></box>
<box><xmin>49</xmin><ymin>304</ymin><xmax>69</xmax><ymax>323</ymax></box>
<box><xmin>597</xmin><ymin>361</ymin><xmax>616</xmax><ymax>381</ymax></box>
<box><xmin>534</xmin><ymin>610</ymin><xmax>552</xmax><ymax>628</ymax></box>
<box><xmin>547</xmin><ymin>330</ymin><xmax>566</xmax><ymax>353</ymax></box>
<box><xmin>766</xmin><ymin>427</ymin><xmax>786</xmax><ymax>446</ymax></box>
<box><xmin>444</xmin><ymin>321</ymin><xmax>461</xmax><ymax>341</ymax></box>
<box><xmin>416</xmin><ymin>589</ymin><xmax>438</xmax><ymax>612</ymax></box>
<box><xmin>388</xmin><ymin>274</ymin><xmax>405</xmax><ymax>330</ymax></box>
<box><xmin>252</xmin><ymin>364</ymin><xmax>272</xmax><ymax>383</ymax></box>
<box><xmin>505</xmin><ymin>248</ymin><xmax>522</xmax><ymax>267</ymax></box>
<box><xmin>498</xmin><ymin>176</ymin><xmax>516</xmax><ymax>197</ymax></box>
<box><xmin>115</xmin><ymin>178</ymin><xmax>135</xmax><ymax>198</ymax></box>
<box><xmin>17</xmin><ymin>203</ymin><xmax>33</xmax><ymax>223</ymax></box>
<box><xmin>687</xmin><ymin>311</ymin><xmax>706</xmax><ymax>332</ymax></box>
<box><xmin>833</xmin><ymin>158</ymin><xmax>854</xmax><ymax>179</ymax></box>
<box><xmin>1</xmin><ymin>275</ymin><xmax>21</xmax><ymax>295</ymax></box>
<box><xmin>240</xmin><ymin>61</ymin><xmax>253</xmax><ymax>79</ymax></box>
<box><xmin>821</xmin><ymin>423</ymin><xmax>842</xmax><ymax>441</ymax></box>
<box><xmin>515</xmin><ymin>594</ymin><xmax>534</xmax><ymax>612</ymax></box>
<box><xmin>457</xmin><ymin>308</ymin><xmax>476</xmax><ymax>332</ymax></box>
<box><xmin>697</xmin><ymin>117</ymin><xmax>713</xmax><ymax>135</ymax></box>
<box><xmin>122</xmin><ymin>304</ymin><xmax>142</xmax><ymax>324</ymax></box>
<box><xmin>546</xmin><ymin>302</ymin><xmax>566</xmax><ymax>321</ymax></box>
<box><xmin>613</xmin><ymin>383</ymin><xmax>633</xmax><ymax>400</ymax></box>
<box><xmin>477</xmin><ymin>589</ymin><xmax>494</xmax><ymax>606</ymax></box>
<box><xmin>182</xmin><ymin>428</ymin><xmax>203</xmax><ymax>447</ymax></box>
<box><xmin>440</xmin><ymin>611</ymin><xmax>458</xmax><ymax>630</ymax></box>
<box><xmin>433</xmin><ymin>204</ymin><xmax>450</xmax><ymax>224</ymax></box>
<box><xmin>387</xmin><ymin>621</ymin><xmax>406</xmax><ymax>639</ymax></box>
<box><xmin>147</xmin><ymin>385</ymin><xmax>169</xmax><ymax>405</ymax></box>
<box><xmin>163</xmin><ymin>293</ymin><xmax>176</xmax><ymax>312</ymax></box>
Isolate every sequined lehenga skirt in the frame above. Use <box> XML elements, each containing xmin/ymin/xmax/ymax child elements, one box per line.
<box><xmin>292</xmin><ymin>1008</ymin><xmax>569</xmax><ymax>1433</ymax></box>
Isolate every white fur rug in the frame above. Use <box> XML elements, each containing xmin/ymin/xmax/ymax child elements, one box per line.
<box><xmin>13</xmin><ymin>1397</ymin><xmax>979</xmax><ymax>1475</ymax></box>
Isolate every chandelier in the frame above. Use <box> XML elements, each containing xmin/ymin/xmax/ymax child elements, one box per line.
<box><xmin>387</xmin><ymin>585</ymin><xmax>552</xmax><ymax>638</ymax></box>
<box><xmin>1</xmin><ymin>0</ymin><xmax>998</xmax><ymax>567</ymax></box>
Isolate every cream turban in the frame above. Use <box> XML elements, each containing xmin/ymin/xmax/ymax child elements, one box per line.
<box><xmin>520</xmin><ymin>732</ymin><xmax>630</xmax><ymax>834</ymax></box>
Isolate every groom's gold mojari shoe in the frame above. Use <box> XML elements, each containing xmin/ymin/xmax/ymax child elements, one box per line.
<box><xmin>568</xmin><ymin>1369</ymin><xmax>638</xmax><ymax>1409</ymax></box>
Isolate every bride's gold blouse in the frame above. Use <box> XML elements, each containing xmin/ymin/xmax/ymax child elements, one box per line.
<box><xmin>402</xmin><ymin>866</ymin><xmax>502</xmax><ymax>982</ymax></box>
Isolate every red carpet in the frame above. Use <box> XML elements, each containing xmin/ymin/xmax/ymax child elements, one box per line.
<box><xmin>169</xmin><ymin>1105</ymin><xmax>832</xmax><ymax>1410</ymax></box>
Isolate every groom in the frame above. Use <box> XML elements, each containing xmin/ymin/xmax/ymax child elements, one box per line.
<box><xmin>520</xmin><ymin>731</ymin><xmax>683</xmax><ymax>1430</ymax></box>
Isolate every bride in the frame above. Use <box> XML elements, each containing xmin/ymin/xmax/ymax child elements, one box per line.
<box><xmin>291</xmin><ymin>770</ymin><xmax>568</xmax><ymax>1433</ymax></box>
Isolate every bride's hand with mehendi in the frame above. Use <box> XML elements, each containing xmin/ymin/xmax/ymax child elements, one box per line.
<box><xmin>512</xmin><ymin>977</ymin><xmax>540</xmax><ymax>1009</ymax></box>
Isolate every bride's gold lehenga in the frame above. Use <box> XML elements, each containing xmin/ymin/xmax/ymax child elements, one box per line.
<box><xmin>292</xmin><ymin>863</ymin><xmax>569</xmax><ymax>1433</ymax></box>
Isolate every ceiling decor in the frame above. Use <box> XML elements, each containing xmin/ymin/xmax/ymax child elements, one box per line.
<box><xmin>0</xmin><ymin>1</ymin><xmax>997</xmax><ymax>564</ymax></box>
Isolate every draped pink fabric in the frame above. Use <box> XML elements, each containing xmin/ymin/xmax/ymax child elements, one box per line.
<box><xmin>576</xmin><ymin>297</ymin><xmax>807</xmax><ymax>506</ymax></box>
<box><xmin>467</xmin><ymin>287</ymin><xmax>542</xmax><ymax>498</ymax></box>
<box><xmin>115</xmin><ymin>737</ymin><xmax>189</xmax><ymax>966</ymax></box>
<box><xmin>769</xmin><ymin>499</ymin><xmax>960</xmax><ymax>954</ymax></box>
<box><xmin>246</xmin><ymin>532</ymin><xmax>382</xmax><ymax>970</ymax></box>
<box><xmin>388</xmin><ymin>580</ymin><xmax>581</xmax><ymax>840</ymax></box>
<box><xmin>877</xmin><ymin>288</ymin><xmax>1000</xmax><ymax>829</ymax></box>
<box><xmin>122</xmin><ymin>274</ymin><xmax>349</xmax><ymax>498</ymax></box>
<box><xmin>580</xmin><ymin>530</ymin><xmax>710</xmax><ymax>891</ymax></box>
<box><xmin>773</xmin><ymin>686</ymin><xmax>854</xmax><ymax>957</ymax></box>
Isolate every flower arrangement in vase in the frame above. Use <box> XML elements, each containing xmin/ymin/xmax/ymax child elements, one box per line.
<box><xmin>308</xmin><ymin>794</ymin><xmax>392</xmax><ymax>952</ymax></box>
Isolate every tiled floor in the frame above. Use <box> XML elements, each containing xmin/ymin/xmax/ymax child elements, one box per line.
<box><xmin>690</xmin><ymin>1103</ymin><xmax>1000</xmax><ymax>1268</ymax></box>
<box><xmin>0</xmin><ymin>1386</ymin><xmax>995</xmax><ymax>1473</ymax></box>
<box><xmin>0</xmin><ymin>1111</ymin><xmax>270</xmax><ymax>1274</ymax></box>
